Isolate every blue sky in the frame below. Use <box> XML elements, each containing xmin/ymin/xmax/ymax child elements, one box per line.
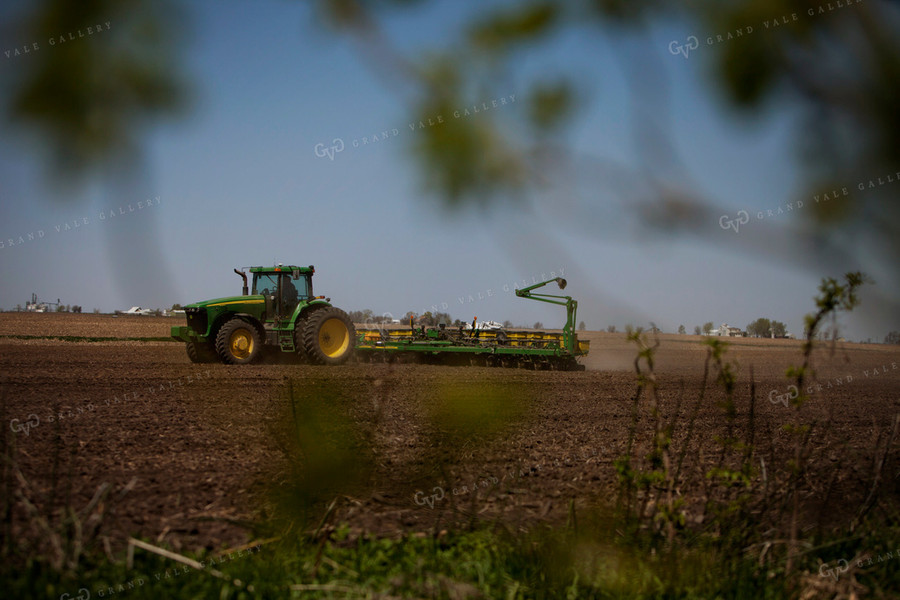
<box><xmin>0</xmin><ymin>0</ymin><xmax>895</xmax><ymax>341</ymax></box>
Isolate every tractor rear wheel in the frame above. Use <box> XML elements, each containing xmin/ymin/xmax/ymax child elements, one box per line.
<box><xmin>186</xmin><ymin>341</ymin><xmax>217</xmax><ymax>363</ymax></box>
<box><xmin>215</xmin><ymin>318</ymin><xmax>261</xmax><ymax>364</ymax></box>
<box><xmin>293</xmin><ymin>309</ymin><xmax>321</xmax><ymax>363</ymax></box>
<box><xmin>302</xmin><ymin>307</ymin><xmax>356</xmax><ymax>365</ymax></box>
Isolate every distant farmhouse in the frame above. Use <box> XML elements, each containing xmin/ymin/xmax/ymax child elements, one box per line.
<box><xmin>705</xmin><ymin>323</ymin><xmax>794</xmax><ymax>339</ymax></box>
<box><xmin>707</xmin><ymin>323</ymin><xmax>746</xmax><ymax>337</ymax></box>
<box><xmin>25</xmin><ymin>293</ymin><xmax>57</xmax><ymax>312</ymax></box>
<box><xmin>25</xmin><ymin>300</ymin><xmax>48</xmax><ymax>313</ymax></box>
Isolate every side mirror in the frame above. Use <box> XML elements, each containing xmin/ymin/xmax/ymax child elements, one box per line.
<box><xmin>557</xmin><ymin>278</ymin><xmax>567</xmax><ymax>290</ymax></box>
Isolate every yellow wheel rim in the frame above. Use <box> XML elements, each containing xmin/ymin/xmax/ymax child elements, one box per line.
<box><xmin>229</xmin><ymin>329</ymin><xmax>254</xmax><ymax>359</ymax></box>
<box><xmin>319</xmin><ymin>318</ymin><xmax>350</xmax><ymax>358</ymax></box>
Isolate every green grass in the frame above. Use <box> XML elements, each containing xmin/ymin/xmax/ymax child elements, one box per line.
<box><xmin>6</xmin><ymin>517</ymin><xmax>899</xmax><ymax>599</ymax></box>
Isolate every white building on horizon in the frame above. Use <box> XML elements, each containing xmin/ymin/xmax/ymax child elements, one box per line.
<box><xmin>707</xmin><ymin>323</ymin><xmax>746</xmax><ymax>337</ymax></box>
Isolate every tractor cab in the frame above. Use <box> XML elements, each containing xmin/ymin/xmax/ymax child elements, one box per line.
<box><xmin>249</xmin><ymin>265</ymin><xmax>314</xmax><ymax>321</ymax></box>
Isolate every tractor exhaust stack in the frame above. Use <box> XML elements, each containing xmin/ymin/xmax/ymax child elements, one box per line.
<box><xmin>234</xmin><ymin>269</ymin><xmax>249</xmax><ymax>296</ymax></box>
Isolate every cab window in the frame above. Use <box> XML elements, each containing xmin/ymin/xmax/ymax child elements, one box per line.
<box><xmin>252</xmin><ymin>274</ymin><xmax>278</xmax><ymax>295</ymax></box>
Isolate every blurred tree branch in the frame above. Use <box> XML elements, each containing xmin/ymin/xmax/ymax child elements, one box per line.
<box><xmin>318</xmin><ymin>0</ymin><xmax>900</xmax><ymax>290</ymax></box>
<box><xmin>4</xmin><ymin>0</ymin><xmax>898</xmax><ymax>294</ymax></box>
<box><xmin>1</xmin><ymin>0</ymin><xmax>189</xmax><ymax>183</ymax></box>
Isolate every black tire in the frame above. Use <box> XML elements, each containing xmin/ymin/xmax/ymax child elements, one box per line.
<box><xmin>293</xmin><ymin>309</ymin><xmax>320</xmax><ymax>363</ymax></box>
<box><xmin>215</xmin><ymin>318</ymin><xmax>261</xmax><ymax>365</ymax></box>
<box><xmin>186</xmin><ymin>341</ymin><xmax>217</xmax><ymax>363</ymax></box>
<box><xmin>302</xmin><ymin>306</ymin><xmax>356</xmax><ymax>365</ymax></box>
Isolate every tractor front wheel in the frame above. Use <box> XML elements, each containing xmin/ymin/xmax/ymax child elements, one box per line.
<box><xmin>302</xmin><ymin>307</ymin><xmax>356</xmax><ymax>365</ymax></box>
<box><xmin>215</xmin><ymin>318</ymin><xmax>261</xmax><ymax>364</ymax></box>
<box><xmin>186</xmin><ymin>341</ymin><xmax>217</xmax><ymax>363</ymax></box>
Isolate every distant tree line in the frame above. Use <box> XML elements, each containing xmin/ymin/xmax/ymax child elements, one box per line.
<box><xmin>746</xmin><ymin>318</ymin><xmax>787</xmax><ymax>338</ymax></box>
<box><xmin>409</xmin><ymin>311</ymin><xmax>455</xmax><ymax>326</ymax></box>
<box><xmin>347</xmin><ymin>309</ymin><xmax>396</xmax><ymax>325</ymax></box>
<box><xmin>347</xmin><ymin>309</ymin><xmax>590</xmax><ymax>330</ymax></box>
<box><xmin>54</xmin><ymin>304</ymin><xmax>82</xmax><ymax>313</ymax></box>
<box><xmin>348</xmin><ymin>309</ymin><xmax>458</xmax><ymax>327</ymax></box>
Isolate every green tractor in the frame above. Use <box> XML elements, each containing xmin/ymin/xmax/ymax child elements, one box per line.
<box><xmin>171</xmin><ymin>265</ymin><xmax>356</xmax><ymax>365</ymax></box>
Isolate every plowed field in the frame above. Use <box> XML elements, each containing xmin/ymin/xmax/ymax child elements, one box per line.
<box><xmin>2</xmin><ymin>313</ymin><xmax>897</xmax><ymax>553</ymax></box>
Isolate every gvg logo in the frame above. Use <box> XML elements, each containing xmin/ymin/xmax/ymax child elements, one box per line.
<box><xmin>413</xmin><ymin>486</ymin><xmax>445</xmax><ymax>509</ymax></box>
<box><xmin>819</xmin><ymin>559</ymin><xmax>849</xmax><ymax>581</ymax></box>
<box><xmin>314</xmin><ymin>138</ymin><xmax>344</xmax><ymax>161</ymax></box>
<box><xmin>362</xmin><ymin>311</ymin><xmax>396</xmax><ymax>336</ymax></box>
<box><xmin>10</xmin><ymin>413</ymin><xmax>39</xmax><ymax>436</ymax></box>
<box><xmin>768</xmin><ymin>385</ymin><xmax>799</xmax><ymax>408</ymax></box>
<box><xmin>668</xmin><ymin>36</ymin><xmax>699</xmax><ymax>59</ymax></box>
<box><xmin>60</xmin><ymin>589</ymin><xmax>90</xmax><ymax>600</ymax></box>
<box><xmin>719</xmin><ymin>210</ymin><xmax>750</xmax><ymax>233</ymax></box>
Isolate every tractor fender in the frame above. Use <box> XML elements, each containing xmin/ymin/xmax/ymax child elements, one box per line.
<box><xmin>211</xmin><ymin>312</ymin><xmax>264</xmax><ymax>342</ymax></box>
<box><xmin>292</xmin><ymin>300</ymin><xmax>331</xmax><ymax>323</ymax></box>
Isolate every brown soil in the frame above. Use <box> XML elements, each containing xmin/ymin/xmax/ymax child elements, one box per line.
<box><xmin>0</xmin><ymin>312</ymin><xmax>176</xmax><ymax>338</ymax></box>
<box><xmin>1</xmin><ymin>313</ymin><xmax>898</xmax><ymax>553</ymax></box>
